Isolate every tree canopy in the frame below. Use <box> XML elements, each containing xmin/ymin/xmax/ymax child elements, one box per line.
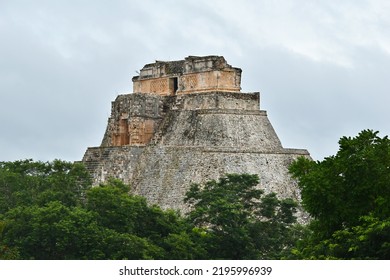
<box><xmin>0</xmin><ymin>159</ymin><xmax>91</xmax><ymax>211</ymax></box>
<box><xmin>289</xmin><ymin>130</ymin><xmax>390</xmax><ymax>259</ymax></box>
<box><xmin>184</xmin><ymin>173</ymin><xmax>298</xmax><ymax>259</ymax></box>
<box><xmin>3</xmin><ymin>129</ymin><xmax>389</xmax><ymax>260</ymax></box>
<box><xmin>0</xmin><ymin>159</ymin><xmax>301</xmax><ymax>260</ymax></box>
<box><xmin>0</xmin><ymin>161</ymin><xmax>193</xmax><ymax>259</ymax></box>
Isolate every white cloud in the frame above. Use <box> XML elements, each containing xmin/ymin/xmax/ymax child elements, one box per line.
<box><xmin>200</xmin><ymin>0</ymin><xmax>390</xmax><ymax>67</ymax></box>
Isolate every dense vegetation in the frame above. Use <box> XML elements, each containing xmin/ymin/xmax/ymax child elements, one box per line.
<box><xmin>0</xmin><ymin>129</ymin><xmax>389</xmax><ymax>259</ymax></box>
<box><xmin>289</xmin><ymin>130</ymin><xmax>390</xmax><ymax>259</ymax></box>
<box><xmin>0</xmin><ymin>161</ymin><xmax>297</xmax><ymax>259</ymax></box>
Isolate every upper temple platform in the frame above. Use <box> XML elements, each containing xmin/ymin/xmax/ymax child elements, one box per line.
<box><xmin>131</xmin><ymin>56</ymin><xmax>242</xmax><ymax>95</ymax></box>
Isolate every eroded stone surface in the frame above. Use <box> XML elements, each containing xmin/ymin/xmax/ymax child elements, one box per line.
<box><xmin>132</xmin><ymin>56</ymin><xmax>242</xmax><ymax>95</ymax></box>
<box><xmin>82</xmin><ymin>56</ymin><xmax>310</xmax><ymax>222</ymax></box>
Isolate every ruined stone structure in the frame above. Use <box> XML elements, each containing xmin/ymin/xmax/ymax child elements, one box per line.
<box><xmin>82</xmin><ymin>55</ymin><xmax>310</xmax><ymax>218</ymax></box>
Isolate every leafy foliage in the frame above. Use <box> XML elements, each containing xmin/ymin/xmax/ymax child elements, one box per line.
<box><xmin>289</xmin><ymin>130</ymin><xmax>390</xmax><ymax>259</ymax></box>
<box><xmin>185</xmin><ymin>173</ymin><xmax>298</xmax><ymax>259</ymax></box>
<box><xmin>2</xmin><ymin>202</ymin><xmax>104</xmax><ymax>259</ymax></box>
<box><xmin>0</xmin><ymin>161</ymin><xmax>200</xmax><ymax>259</ymax></box>
<box><xmin>85</xmin><ymin>179</ymin><xmax>199</xmax><ymax>259</ymax></box>
<box><xmin>0</xmin><ymin>160</ymin><xmax>301</xmax><ymax>259</ymax></box>
<box><xmin>0</xmin><ymin>159</ymin><xmax>91</xmax><ymax>211</ymax></box>
<box><xmin>2</xmin><ymin>130</ymin><xmax>388</xmax><ymax>259</ymax></box>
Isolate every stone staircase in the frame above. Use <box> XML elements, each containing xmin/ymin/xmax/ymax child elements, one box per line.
<box><xmin>150</xmin><ymin>95</ymin><xmax>180</xmax><ymax>145</ymax></box>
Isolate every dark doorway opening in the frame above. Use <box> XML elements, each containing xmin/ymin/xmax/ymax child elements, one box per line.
<box><xmin>170</xmin><ymin>77</ymin><xmax>178</xmax><ymax>95</ymax></box>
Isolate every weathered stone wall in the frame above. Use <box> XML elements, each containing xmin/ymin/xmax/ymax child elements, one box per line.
<box><xmin>82</xmin><ymin>56</ymin><xmax>311</xmax><ymax>222</ymax></box>
<box><xmin>132</xmin><ymin>77</ymin><xmax>177</xmax><ymax>96</ymax></box>
<box><xmin>101</xmin><ymin>93</ymin><xmax>170</xmax><ymax>147</ymax></box>
<box><xmin>153</xmin><ymin>108</ymin><xmax>283</xmax><ymax>150</ymax></box>
<box><xmin>82</xmin><ymin>91</ymin><xmax>310</xmax><ymax>221</ymax></box>
<box><xmin>82</xmin><ymin>146</ymin><xmax>145</xmax><ymax>184</ymax></box>
<box><xmin>177</xmin><ymin>70</ymin><xmax>241</xmax><ymax>94</ymax></box>
<box><xmin>132</xmin><ymin>56</ymin><xmax>242</xmax><ymax>96</ymax></box>
<box><xmin>176</xmin><ymin>91</ymin><xmax>260</xmax><ymax>110</ymax></box>
<box><xmin>126</xmin><ymin>100</ymin><xmax>309</xmax><ymax>221</ymax></box>
<box><xmin>130</xmin><ymin>146</ymin><xmax>307</xmax><ymax>219</ymax></box>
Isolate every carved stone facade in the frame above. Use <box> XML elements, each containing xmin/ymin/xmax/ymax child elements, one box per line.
<box><xmin>132</xmin><ymin>56</ymin><xmax>241</xmax><ymax>95</ymax></box>
<box><xmin>82</xmin><ymin>56</ymin><xmax>310</xmax><ymax>221</ymax></box>
<box><xmin>100</xmin><ymin>93</ymin><xmax>166</xmax><ymax>147</ymax></box>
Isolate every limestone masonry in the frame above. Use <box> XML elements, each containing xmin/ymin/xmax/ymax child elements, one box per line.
<box><xmin>82</xmin><ymin>55</ymin><xmax>310</xmax><ymax>217</ymax></box>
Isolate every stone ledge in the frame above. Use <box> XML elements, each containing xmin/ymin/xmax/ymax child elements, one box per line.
<box><xmin>177</xmin><ymin>90</ymin><xmax>259</xmax><ymax>99</ymax></box>
<box><xmin>142</xmin><ymin>145</ymin><xmax>310</xmax><ymax>155</ymax></box>
<box><xmin>173</xmin><ymin>109</ymin><xmax>268</xmax><ymax>115</ymax></box>
<box><xmin>84</xmin><ymin>145</ymin><xmax>147</xmax><ymax>151</ymax></box>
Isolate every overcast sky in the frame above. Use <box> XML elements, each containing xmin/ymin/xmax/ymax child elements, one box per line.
<box><xmin>1</xmin><ymin>0</ymin><xmax>389</xmax><ymax>162</ymax></box>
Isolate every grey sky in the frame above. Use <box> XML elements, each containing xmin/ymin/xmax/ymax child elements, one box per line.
<box><xmin>1</xmin><ymin>0</ymin><xmax>389</xmax><ymax>162</ymax></box>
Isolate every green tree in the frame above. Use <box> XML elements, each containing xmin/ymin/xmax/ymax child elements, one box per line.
<box><xmin>86</xmin><ymin>179</ymin><xmax>202</xmax><ymax>259</ymax></box>
<box><xmin>184</xmin><ymin>173</ymin><xmax>298</xmax><ymax>259</ymax></box>
<box><xmin>289</xmin><ymin>130</ymin><xmax>390</xmax><ymax>259</ymax></box>
<box><xmin>86</xmin><ymin>179</ymin><xmax>184</xmax><ymax>239</ymax></box>
<box><xmin>1</xmin><ymin>202</ymin><xmax>104</xmax><ymax>259</ymax></box>
<box><xmin>161</xmin><ymin>231</ymin><xmax>208</xmax><ymax>259</ymax></box>
<box><xmin>0</xmin><ymin>159</ymin><xmax>98</xmax><ymax>259</ymax></box>
<box><xmin>99</xmin><ymin>229</ymin><xmax>165</xmax><ymax>260</ymax></box>
<box><xmin>0</xmin><ymin>159</ymin><xmax>91</xmax><ymax>212</ymax></box>
<box><xmin>0</xmin><ymin>221</ymin><xmax>19</xmax><ymax>259</ymax></box>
